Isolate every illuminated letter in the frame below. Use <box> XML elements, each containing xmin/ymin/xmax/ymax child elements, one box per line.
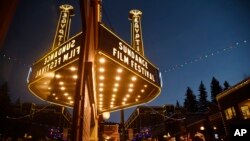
<box><xmin>113</xmin><ymin>48</ymin><xmax>117</xmax><ymax>56</ymax></box>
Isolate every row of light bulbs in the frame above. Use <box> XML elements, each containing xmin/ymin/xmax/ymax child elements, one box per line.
<box><xmin>45</xmin><ymin>66</ymin><xmax>78</xmax><ymax>105</ymax></box>
<box><xmin>97</xmin><ymin>57</ymin><xmax>147</xmax><ymax>111</ymax></box>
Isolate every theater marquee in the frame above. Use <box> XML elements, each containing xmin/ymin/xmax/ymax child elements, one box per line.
<box><xmin>27</xmin><ymin>33</ymin><xmax>83</xmax><ymax>107</ymax></box>
<box><xmin>27</xmin><ymin>5</ymin><xmax>162</xmax><ymax>112</ymax></box>
<box><xmin>96</xmin><ymin>24</ymin><xmax>161</xmax><ymax>113</ymax></box>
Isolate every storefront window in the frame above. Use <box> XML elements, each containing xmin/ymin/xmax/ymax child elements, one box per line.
<box><xmin>240</xmin><ymin>105</ymin><xmax>250</xmax><ymax>119</ymax></box>
<box><xmin>238</xmin><ymin>100</ymin><xmax>250</xmax><ymax>119</ymax></box>
<box><xmin>224</xmin><ymin>107</ymin><xmax>236</xmax><ymax>120</ymax></box>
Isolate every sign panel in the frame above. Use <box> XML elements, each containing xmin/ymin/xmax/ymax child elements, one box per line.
<box><xmin>27</xmin><ymin>32</ymin><xmax>83</xmax><ymax>107</ymax></box>
<box><xmin>99</xmin><ymin>24</ymin><xmax>161</xmax><ymax>87</ymax></box>
<box><xmin>129</xmin><ymin>10</ymin><xmax>144</xmax><ymax>55</ymax></box>
<box><xmin>28</xmin><ymin>32</ymin><xmax>82</xmax><ymax>83</ymax></box>
<box><xmin>52</xmin><ymin>4</ymin><xmax>74</xmax><ymax>49</ymax></box>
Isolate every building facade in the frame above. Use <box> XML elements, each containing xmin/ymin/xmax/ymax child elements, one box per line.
<box><xmin>125</xmin><ymin>106</ymin><xmax>165</xmax><ymax>140</ymax></box>
<box><xmin>217</xmin><ymin>77</ymin><xmax>250</xmax><ymax>139</ymax></box>
<box><xmin>8</xmin><ymin>102</ymin><xmax>72</xmax><ymax>140</ymax></box>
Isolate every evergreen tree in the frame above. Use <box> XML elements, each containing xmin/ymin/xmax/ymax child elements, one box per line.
<box><xmin>0</xmin><ymin>81</ymin><xmax>12</xmax><ymax>116</ymax></box>
<box><xmin>0</xmin><ymin>82</ymin><xmax>12</xmax><ymax>135</ymax></box>
<box><xmin>198</xmin><ymin>81</ymin><xmax>209</xmax><ymax>112</ymax></box>
<box><xmin>210</xmin><ymin>77</ymin><xmax>223</xmax><ymax>103</ymax></box>
<box><xmin>175</xmin><ymin>100</ymin><xmax>181</xmax><ymax>108</ymax></box>
<box><xmin>223</xmin><ymin>81</ymin><xmax>230</xmax><ymax>90</ymax></box>
<box><xmin>184</xmin><ymin>87</ymin><xmax>198</xmax><ymax>113</ymax></box>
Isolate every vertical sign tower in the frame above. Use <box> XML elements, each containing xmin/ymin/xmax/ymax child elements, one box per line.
<box><xmin>52</xmin><ymin>4</ymin><xmax>74</xmax><ymax>49</ymax></box>
<box><xmin>129</xmin><ymin>9</ymin><xmax>144</xmax><ymax>56</ymax></box>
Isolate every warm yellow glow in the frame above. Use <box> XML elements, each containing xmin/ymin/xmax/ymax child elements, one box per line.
<box><xmin>70</xmin><ymin>66</ymin><xmax>77</xmax><ymax>71</ymax></box>
<box><xmin>111</xmin><ymin>98</ymin><xmax>115</xmax><ymax>101</ymax></box>
<box><xmin>114</xmin><ymin>83</ymin><xmax>119</xmax><ymax>87</ymax></box>
<box><xmin>60</xmin><ymin>86</ymin><xmax>66</xmax><ymax>90</ymax></box>
<box><xmin>123</xmin><ymin>98</ymin><xmax>127</xmax><ymax>101</ymax></box>
<box><xmin>128</xmin><ymin>88</ymin><xmax>133</xmax><ymax>92</ymax></box>
<box><xmin>99</xmin><ymin>76</ymin><xmax>105</xmax><ymax>80</ymax></box>
<box><xmin>55</xmin><ymin>74</ymin><xmax>61</xmax><ymax>79</ymax></box>
<box><xmin>136</xmin><ymin>99</ymin><xmax>138</xmax><ymax>101</ymax></box>
<box><xmin>99</xmin><ymin>97</ymin><xmax>103</xmax><ymax>101</ymax></box>
<box><xmin>131</xmin><ymin>76</ymin><xmax>137</xmax><ymax>81</ymax></box>
<box><xmin>99</xmin><ymin>88</ymin><xmax>104</xmax><ymax>92</ymax></box>
<box><xmin>141</xmin><ymin>89</ymin><xmax>145</xmax><ymax>93</ymax></box>
<box><xmin>99</xmin><ymin>67</ymin><xmax>105</xmax><ymax>72</ymax></box>
<box><xmin>73</xmin><ymin>75</ymin><xmax>78</xmax><ymax>79</ymax></box>
<box><xmin>122</xmin><ymin>102</ymin><xmax>125</xmax><ymax>105</ymax></box>
<box><xmin>113</xmin><ymin>88</ymin><xmax>118</xmax><ymax>92</ymax></box>
<box><xmin>59</xmin><ymin>81</ymin><xmax>64</xmax><ymax>85</ymax></box>
<box><xmin>115</xmin><ymin>76</ymin><xmax>121</xmax><ymax>81</ymax></box>
<box><xmin>48</xmin><ymin>87</ymin><xmax>51</xmax><ymax>90</ymax></box>
<box><xmin>44</xmin><ymin>72</ymin><xmax>55</xmax><ymax>78</ymax></box>
<box><xmin>117</xmin><ymin>68</ymin><xmax>123</xmax><ymax>73</ymax></box>
<box><xmin>52</xmin><ymin>93</ymin><xmax>56</xmax><ymax>96</ymax></box>
<box><xmin>129</xmin><ymin>83</ymin><xmax>134</xmax><ymax>87</ymax></box>
<box><xmin>200</xmin><ymin>126</ymin><xmax>205</xmax><ymax>131</ymax></box>
<box><xmin>99</xmin><ymin>94</ymin><xmax>103</xmax><ymax>97</ymax></box>
<box><xmin>137</xmin><ymin>95</ymin><xmax>141</xmax><ymax>98</ymax></box>
<box><xmin>99</xmin><ymin>101</ymin><xmax>103</xmax><ymax>104</ymax></box>
<box><xmin>70</xmin><ymin>101</ymin><xmax>74</xmax><ymax>104</ymax></box>
<box><xmin>73</xmin><ymin>74</ymin><xmax>78</xmax><ymax>79</ymax></box>
<box><xmin>67</xmin><ymin>96</ymin><xmax>72</xmax><ymax>100</ymax></box>
<box><xmin>99</xmin><ymin>58</ymin><xmax>105</xmax><ymax>63</ymax></box>
<box><xmin>44</xmin><ymin>82</ymin><xmax>48</xmax><ymax>85</ymax></box>
<box><xmin>64</xmin><ymin>93</ymin><xmax>69</xmax><ymax>96</ymax></box>
<box><xmin>126</xmin><ymin>94</ymin><xmax>130</xmax><ymax>98</ymax></box>
<box><xmin>103</xmin><ymin>112</ymin><xmax>110</xmax><ymax>119</ymax></box>
<box><xmin>111</xmin><ymin>102</ymin><xmax>114</xmax><ymax>105</ymax></box>
<box><xmin>144</xmin><ymin>84</ymin><xmax>148</xmax><ymax>87</ymax></box>
<box><xmin>112</xmin><ymin>94</ymin><xmax>116</xmax><ymax>97</ymax></box>
<box><xmin>110</xmin><ymin>105</ymin><xmax>114</xmax><ymax>108</ymax></box>
<box><xmin>99</xmin><ymin>83</ymin><xmax>104</xmax><ymax>87</ymax></box>
<box><xmin>55</xmin><ymin>97</ymin><xmax>58</xmax><ymax>100</ymax></box>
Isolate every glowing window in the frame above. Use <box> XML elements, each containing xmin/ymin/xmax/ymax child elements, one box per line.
<box><xmin>224</xmin><ymin>107</ymin><xmax>236</xmax><ymax>120</ymax></box>
<box><xmin>240</xmin><ymin>105</ymin><xmax>250</xmax><ymax>119</ymax></box>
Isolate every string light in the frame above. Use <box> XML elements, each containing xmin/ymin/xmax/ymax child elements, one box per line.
<box><xmin>0</xmin><ymin>40</ymin><xmax>248</xmax><ymax>74</ymax></box>
<box><xmin>164</xmin><ymin>40</ymin><xmax>248</xmax><ymax>73</ymax></box>
<box><xmin>0</xmin><ymin>52</ymin><xmax>30</xmax><ymax>67</ymax></box>
<box><xmin>144</xmin><ymin>103</ymin><xmax>186</xmax><ymax>121</ymax></box>
<box><xmin>6</xmin><ymin>104</ymin><xmax>52</xmax><ymax>120</ymax></box>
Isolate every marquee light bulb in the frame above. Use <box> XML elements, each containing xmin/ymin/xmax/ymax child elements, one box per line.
<box><xmin>99</xmin><ymin>67</ymin><xmax>105</xmax><ymax>72</ymax></box>
<box><xmin>70</xmin><ymin>66</ymin><xmax>77</xmax><ymax>71</ymax></box>
<box><xmin>132</xmin><ymin>76</ymin><xmax>137</xmax><ymax>81</ymax></box>
<box><xmin>103</xmin><ymin>112</ymin><xmax>110</xmax><ymax>120</ymax></box>
<box><xmin>117</xmin><ymin>68</ymin><xmax>123</xmax><ymax>73</ymax></box>
<box><xmin>55</xmin><ymin>74</ymin><xmax>61</xmax><ymax>78</ymax></box>
<box><xmin>115</xmin><ymin>76</ymin><xmax>121</xmax><ymax>81</ymax></box>
<box><xmin>73</xmin><ymin>75</ymin><xmax>78</xmax><ymax>79</ymax></box>
<box><xmin>99</xmin><ymin>76</ymin><xmax>104</xmax><ymax>80</ymax></box>
<box><xmin>99</xmin><ymin>58</ymin><xmax>105</xmax><ymax>63</ymax></box>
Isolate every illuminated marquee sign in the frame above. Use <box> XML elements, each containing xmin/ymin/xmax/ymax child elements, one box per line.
<box><xmin>96</xmin><ymin>24</ymin><xmax>161</xmax><ymax>113</ymax></box>
<box><xmin>28</xmin><ymin>33</ymin><xmax>82</xmax><ymax>82</ymax></box>
<box><xmin>129</xmin><ymin>10</ymin><xmax>144</xmax><ymax>55</ymax></box>
<box><xmin>99</xmin><ymin>24</ymin><xmax>161</xmax><ymax>87</ymax></box>
<box><xmin>52</xmin><ymin>4</ymin><xmax>74</xmax><ymax>49</ymax></box>
<box><xmin>27</xmin><ymin>33</ymin><xmax>82</xmax><ymax>107</ymax></box>
<box><xmin>27</xmin><ymin>4</ymin><xmax>80</xmax><ymax>107</ymax></box>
